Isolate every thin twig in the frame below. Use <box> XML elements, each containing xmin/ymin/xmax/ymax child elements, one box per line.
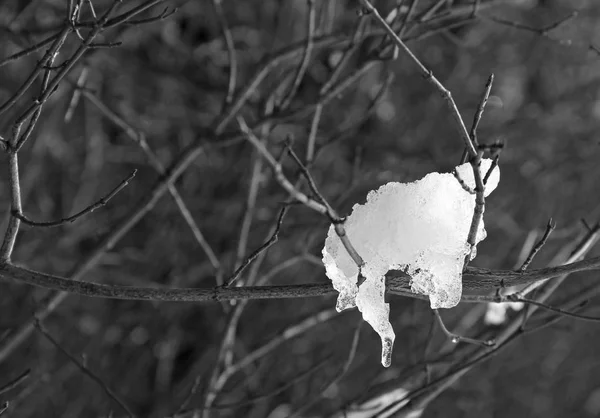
<box><xmin>34</xmin><ymin>320</ymin><xmax>135</xmax><ymax>417</ymax></box>
<box><xmin>226</xmin><ymin>206</ymin><xmax>288</xmax><ymax>287</ymax></box>
<box><xmin>452</xmin><ymin>169</ymin><xmax>475</xmax><ymax>194</ymax></box>
<box><xmin>434</xmin><ymin>310</ymin><xmax>495</xmax><ymax>347</ymax></box>
<box><xmin>0</xmin><ymin>26</ymin><xmax>71</xmax><ymax>117</ymax></box>
<box><xmin>177</xmin><ymin>356</ymin><xmax>331</xmax><ymax>414</ymax></box>
<box><xmin>520</xmin><ymin>219</ymin><xmax>556</xmax><ymax>271</ymax></box>
<box><xmin>14</xmin><ymin>170</ymin><xmax>136</xmax><ymax>228</ymax></box>
<box><xmin>469</xmin><ymin>74</ymin><xmax>494</xmax><ymax>149</ymax></box>
<box><xmin>0</xmin><ymin>32</ymin><xmax>61</xmax><ymax>68</ymax></box>
<box><xmin>509</xmin><ymin>296</ymin><xmax>600</xmax><ymax>323</ymax></box>
<box><xmin>124</xmin><ymin>6</ymin><xmax>177</xmax><ymax>25</ymax></box>
<box><xmin>483</xmin><ymin>155</ymin><xmax>499</xmax><ymax>185</ymax></box>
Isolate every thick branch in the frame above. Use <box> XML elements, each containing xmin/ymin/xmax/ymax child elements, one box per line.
<box><xmin>2</xmin><ymin>256</ymin><xmax>600</xmax><ymax>303</ymax></box>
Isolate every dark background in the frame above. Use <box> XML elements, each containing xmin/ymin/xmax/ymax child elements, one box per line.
<box><xmin>1</xmin><ymin>0</ymin><xmax>600</xmax><ymax>417</ymax></box>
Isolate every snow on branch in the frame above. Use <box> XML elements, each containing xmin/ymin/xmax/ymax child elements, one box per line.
<box><xmin>323</xmin><ymin>159</ymin><xmax>500</xmax><ymax>367</ymax></box>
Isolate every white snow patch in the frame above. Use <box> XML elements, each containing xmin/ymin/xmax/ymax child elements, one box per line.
<box><xmin>485</xmin><ymin>299</ymin><xmax>524</xmax><ymax>325</ymax></box>
<box><xmin>323</xmin><ymin>159</ymin><xmax>500</xmax><ymax>366</ymax></box>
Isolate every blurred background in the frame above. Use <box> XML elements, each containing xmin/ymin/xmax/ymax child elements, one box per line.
<box><xmin>1</xmin><ymin>0</ymin><xmax>600</xmax><ymax>416</ymax></box>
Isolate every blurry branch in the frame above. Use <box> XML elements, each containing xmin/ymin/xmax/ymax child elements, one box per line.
<box><xmin>288</xmin><ymin>321</ymin><xmax>362</xmax><ymax>418</ymax></box>
<box><xmin>278</xmin><ymin>0</ymin><xmax>316</xmax><ymax>111</ymax></box>
<box><xmin>0</xmin><ymin>27</ymin><xmax>71</xmax><ymax>116</ymax></box>
<box><xmin>189</xmin><ymin>308</ymin><xmax>339</xmax><ymax>416</ymax></box>
<box><xmin>506</xmin><ymin>296</ymin><xmax>600</xmax><ymax>323</ymax></box>
<box><xmin>177</xmin><ymin>357</ymin><xmax>331</xmax><ymax>415</ymax></box>
<box><xmin>13</xmin><ymin>170</ymin><xmax>136</xmax><ymax>228</ymax></box>
<box><xmin>123</xmin><ymin>6</ymin><xmax>177</xmax><ymax>25</ymax></box>
<box><xmin>65</xmin><ymin>67</ymin><xmax>88</xmax><ymax>122</ymax></box>
<box><xmin>34</xmin><ymin>320</ymin><xmax>135</xmax><ymax>418</ymax></box>
<box><xmin>78</xmin><ymin>0</ymin><xmax>169</xmax><ymax>28</ymax></box>
<box><xmin>81</xmin><ymin>89</ymin><xmax>222</xmax><ymax>276</ymax></box>
<box><xmin>211</xmin><ymin>0</ymin><xmax>237</xmax><ymax>108</ymax></box>
<box><xmin>0</xmin><ymin>369</ymin><xmax>29</xmax><ymax>395</ymax></box>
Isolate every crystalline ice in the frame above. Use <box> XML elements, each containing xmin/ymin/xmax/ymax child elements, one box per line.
<box><xmin>322</xmin><ymin>159</ymin><xmax>500</xmax><ymax>366</ymax></box>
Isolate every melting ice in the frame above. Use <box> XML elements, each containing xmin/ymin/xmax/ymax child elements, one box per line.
<box><xmin>322</xmin><ymin>159</ymin><xmax>500</xmax><ymax>367</ymax></box>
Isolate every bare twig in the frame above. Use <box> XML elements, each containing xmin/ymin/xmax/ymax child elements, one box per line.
<box><xmin>14</xmin><ymin>170</ymin><xmax>136</xmax><ymax>228</ymax></box>
<box><xmin>177</xmin><ymin>357</ymin><xmax>331</xmax><ymax>415</ymax></box>
<box><xmin>520</xmin><ymin>219</ymin><xmax>556</xmax><ymax>271</ymax></box>
<box><xmin>0</xmin><ymin>32</ymin><xmax>62</xmax><ymax>68</ymax></box>
<box><xmin>508</xmin><ymin>296</ymin><xmax>600</xmax><ymax>323</ymax></box>
<box><xmin>193</xmin><ymin>307</ymin><xmax>339</xmax><ymax>415</ymax></box>
<box><xmin>434</xmin><ymin>310</ymin><xmax>495</xmax><ymax>347</ymax></box>
<box><xmin>225</xmin><ymin>206</ymin><xmax>288</xmax><ymax>287</ymax></box>
<box><xmin>124</xmin><ymin>6</ymin><xmax>177</xmax><ymax>25</ymax></box>
<box><xmin>65</xmin><ymin>67</ymin><xmax>89</xmax><ymax>122</ymax></box>
<box><xmin>469</xmin><ymin>74</ymin><xmax>494</xmax><ymax>150</ymax></box>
